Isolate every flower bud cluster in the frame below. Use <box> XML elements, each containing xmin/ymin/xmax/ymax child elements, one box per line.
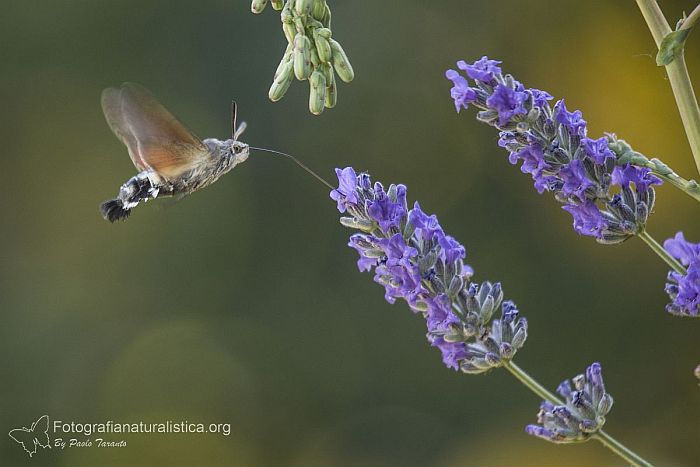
<box><xmin>663</xmin><ymin>232</ymin><xmax>700</xmax><ymax>317</ymax></box>
<box><xmin>252</xmin><ymin>0</ymin><xmax>354</xmax><ymax>115</ymax></box>
<box><xmin>446</xmin><ymin>57</ymin><xmax>663</xmax><ymax>244</ymax></box>
<box><xmin>526</xmin><ymin>363</ymin><xmax>613</xmax><ymax>444</ymax></box>
<box><xmin>331</xmin><ymin>167</ymin><xmax>527</xmax><ymax>373</ymax></box>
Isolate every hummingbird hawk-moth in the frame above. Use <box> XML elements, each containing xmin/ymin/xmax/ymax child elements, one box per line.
<box><xmin>100</xmin><ymin>83</ymin><xmax>250</xmax><ymax>222</ymax></box>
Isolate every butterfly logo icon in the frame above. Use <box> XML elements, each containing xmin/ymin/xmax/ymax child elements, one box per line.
<box><xmin>8</xmin><ymin>415</ymin><xmax>51</xmax><ymax>457</ymax></box>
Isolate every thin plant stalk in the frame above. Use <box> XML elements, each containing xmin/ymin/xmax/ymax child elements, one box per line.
<box><xmin>636</xmin><ymin>0</ymin><xmax>700</xmax><ymax>175</ymax></box>
<box><xmin>638</xmin><ymin>230</ymin><xmax>687</xmax><ymax>274</ymax></box>
<box><xmin>642</xmin><ymin>160</ymin><xmax>700</xmax><ymax>203</ymax></box>
<box><xmin>503</xmin><ymin>361</ymin><xmax>654</xmax><ymax>467</ymax></box>
<box><xmin>594</xmin><ymin>431</ymin><xmax>655</xmax><ymax>467</ymax></box>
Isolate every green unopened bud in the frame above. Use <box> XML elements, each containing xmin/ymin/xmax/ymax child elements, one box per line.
<box><xmin>271</xmin><ymin>0</ymin><xmax>284</xmax><ymax>10</ymax></box>
<box><xmin>281</xmin><ymin>1</ymin><xmax>293</xmax><ymax>19</ymax></box>
<box><xmin>314</xmin><ymin>32</ymin><xmax>332</xmax><ymax>62</ymax></box>
<box><xmin>418</xmin><ymin>250</ymin><xmax>438</xmax><ymax>274</ymax></box>
<box><xmin>321</xmin><ymin>62</ymin><xmax>337</xmax><ymax>107</ymax></box>
<box><xmin>308</xmin><ymin>70</ymin><xmax>326</xmax><ymax>115</ymax></box>
<box><xmin>516</xmin><ymin>121</ymin><xmax>529</xmax><ymax>133</ymax></box>
<box><xmin>269</xmin><ymin>60</ymin><xmax>294</xmax><ymax>102</ymax></box>
<box><xmin>325</xmin><ymin>84</ymin><xmax>337</xmax><ymax>109</ymax></box>
<box><xmin>403</xmin><ymin>218</ymin><xmax>416</xmax><ymax>241</ymax></box>
<box><xmin>339</xmin><ymin>217</ymin><xmax>376</xmax><ymax>232</ymax></box>
<box><xmin>310</xmin><ymin>46</ymin><xmax>320</xmax><ymax>68</ymax></box>
<box><xmin>330</xmin><ymin>39</ymin><xmax>354</xmax><ymax>82</ymax></box>
<box><xmin>597</xmin><ymin>393</ymin><xmax>613</xmax><ymax>415</ymax></box>
<box><xmin>448</xmin><ymin>275</ymin><xmax>464</xmax><ymax>297</ymax></box>
<box><xmin>387</xmin><ymin>183</ymin><xmax>398</xmax><ymax>202</ymax></box>
<box><xmin>274</xmin><ymin>44</ymin><xmax>293</xmax><ymax>79</ymax></box>
<box><xmin>251</xmin><ymin>0</ymin><xmax>268</xmax><ymax>14</ymax></box>
<box><xmin>305</xmin><ymin>18</ymin><xmax>323</xmax><ymax>29</ymax></box>
<box><xmin>443</xmin><ymin>327</ymin><xmax>466</xmax><ymax>343</ymax></box>
<box><xmin>283</xmin><ymin>21</ymin><xmax>297</xmax><ymax>43</ymax></box>
<box><xmin>293</xmin><ymin>34</ymin><xmax>312</xmax><ymax>80</ymax></box>
<box><xmin>320</xmin><ymin>63</ymin><xmax>333</xmax><ymax>83</ymax></box>
<box><xmin>364</xmin><ymin>249</ymin><xmax>385</xmax><ymax>258</ymax></box>
<box><xmin>281</xmin><ymin>3</ymin><xmax>295</xmax><ymax>41</ymax></box>
<box><xmin>316</xmin><ymin>27</ymin><xmax>331</xmax><ymax>39</ymax></box>
<box><xmin>412</xmin><ymin>300</ymin><xmax>429</xmax><ymax>312</ymax></box>
<box><xmin>312</xmin><ymin>0</ymin><xmax>326</xmax><ymax>20</ymax></box>
<box><xmin>527</xmin><ymin>107</ymin><xmax>541</xmax><ymax>122</ymax></box>
<box><xmin>295</xmin><ymin>0</ymin><xmax>313</xmax><ymax>16</ymax></box>
<box><xmin>293</xmin><ymin>15</ymin><xmax>305</xmax><ymax>34</ymax></box>
<box><xmin>511</xmin><ymin>327</ymin><xmax>527</xmax><ymax>349</ymax></box>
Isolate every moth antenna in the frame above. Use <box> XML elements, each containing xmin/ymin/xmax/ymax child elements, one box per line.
<box><xmin>249</xmin><ymin>147</ymin><xmax>334</xmax><ymax>190</ymax></box>
<box><xmin>230</xmin><ymin>101</ymin><xmax>238</xmax><ymax>140</ymax></box>
<box><xmin>231</xmin><ymin>101</ymin><xmax>247</xmax><ymax>140</ymax></box>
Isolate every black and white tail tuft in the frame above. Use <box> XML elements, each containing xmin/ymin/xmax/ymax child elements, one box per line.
<box><xmin>100</xmin><ymin>199</ymin><xmax>131</xmax><ymax>222</ymax></box>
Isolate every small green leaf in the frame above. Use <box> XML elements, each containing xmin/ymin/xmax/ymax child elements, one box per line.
<box><xmin>656</xmin><ymin>28</ymin><xmax>691</xmax><ymax>66</ymax></box>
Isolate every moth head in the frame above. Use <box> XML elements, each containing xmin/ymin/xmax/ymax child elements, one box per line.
<box><xmin>230</xmin><ymin>140</ymin><xmax>249</xmax><ymax>164</ymax></box>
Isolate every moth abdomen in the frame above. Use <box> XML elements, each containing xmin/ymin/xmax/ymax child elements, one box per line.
<box><xmin>100</xmin><ymin>199</ymin><xmax>131</xmax><ymax>222</ymax></box>
<box><xmin>100</xmin><ymin>171</ymin><xmax>164</xmax><ymax>222</ymax></box>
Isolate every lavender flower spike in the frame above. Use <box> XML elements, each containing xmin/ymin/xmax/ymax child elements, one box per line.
<box><xmin>663</xmin><ymin>232</ymin><xmax>700</xmax><ymax>317</ymax></box>
<box><xmin>446</xmin><ymin>57</ymin><xmax>662</xmax><ymax>244</ymax></box>
<box><xmin>331</xmin><ymin>167</ymin><xmax>527</xmax><ymax>373</ymax></box>
<box><xmin>526</xmin><ymin>363</ymin><xmax>613</xmax><ymax>444</ymax></box>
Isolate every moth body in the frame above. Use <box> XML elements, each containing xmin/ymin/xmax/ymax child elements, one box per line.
<box><xmin>100</xmin><ymin>83</ymin><xmax>249</xmax><ymax>222</ymax></box>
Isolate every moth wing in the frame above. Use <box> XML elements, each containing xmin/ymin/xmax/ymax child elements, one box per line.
<box><xmin>101</xmin><ymin>83</ymin><xmax>209</xmax><ymax>179</ymax></box>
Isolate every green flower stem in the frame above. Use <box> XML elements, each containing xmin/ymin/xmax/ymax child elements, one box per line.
<box><xmin>636</xmin><ymin>0</ymin><xmax>700</xmax><ymax>175</ymax></box>
<box><xmin>593</xmin><ymin>431</ymin><xmax>655</xmax><ymax>467</ymax></box>
<box><xmin>638</xmin><ymin>230</ymin><xmax>687</xmax><ymax>274</ymax></box>
<box><xmin>503</xmin><ymin>361</ymin><xmax>654</xmax><ymax>467</ymax></box>
<box><xmin>642</xmin><ymin>160</ymin><xmax>700</xmax><ymax>203</ymax></box>
<box><xmin>607</xmin><ymin>137</ymin><xmax>700</xmax><ymax>203</ymax></box>
<box><xmin>503</xmin><ymin>361</ymin><xmax>562</xmax><ymax>404</ymax></box>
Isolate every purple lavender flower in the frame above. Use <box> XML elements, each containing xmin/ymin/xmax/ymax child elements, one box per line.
<box><xmin>582</xmin><ymin>136</ymin><xmax>614</xmax><ymax>164</ymax></box>
<box><xmin>367</xmin><ymin>183</ymin><xmax>407</xmax><ymax>232</ymax></box>
<box><xmin>445</xmin><ymin>70</ymin><xmax>476</xmax><ymax>112</ymax></box>
<box><xmin>559</xmin><ymin>159</ymin><xmax>592</xmax><ymax>201</ymax></box>
<box><xmin>663</xmin><ymin>232</ymin><xmax>700</xmax><ymax>317</ymax></box>
<box><xmin>612</xmin><ymin>164</ymin><xmax>662</xmax><ymax>192</ymax></box>
<box><xmin>446</xmin><ymin>57</ymin><xmax>662</xmax><ymax>244</ymax></box>
<box><xmin>487</xmin><ymin>84</ymin><xmax>528</xmax><ymax>125</ymax></box>
<box><xmin>330</xmin><ymin>167</ymin><xmax>358</xmax><ymax>212</ymax></box>
<box><xmin>458</xmin><ymin>56</ymin><xmax>502</xmax><ymax>82</ymax></box>
<box><xmin>332</xmin><ymin>168</ymin><xmax>527</xmax><ymax>372</ymax></box>
<box><xmin>424</xmin><ymin>295</ymin><xmax>465</xmax><ymax>369</ymax></box>
<box><xmin>507</xmin><ymin>144</ymin><xmax>552</xmax><ymax>194</ymax></box>
<box><xmin>554</xmin><ymin>100</ymin><xmax>587</xmax><ymax>136</ymax></box>
<box><xmin>438</xmin><ymin>234</ymin><xmax>466</xmax><ymax>263</ymax></box>
<box><xmin>562</xmin><ymin>201</ymin><xmax>607</xmax><ymax>237</ymax></box>
<box><xmin>530</xmin><ymin>89</ymin><xmax>554</xmax><ymax>108</ymax></box>
<box><xmin>348</xmin><ymin>235</ymin><xmax>379</xmax><ymax>272</ymax></box>
<box><xmin>409</xmin><ymin>202</ymin><xmax>442</xmax><ymax>240</ymax></box>
<box><xmin>526</xmin><ymin>363</ymin><xmax>613</xmax><ymax>444</ymax></box>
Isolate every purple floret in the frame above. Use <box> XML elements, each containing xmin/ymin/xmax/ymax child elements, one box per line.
<box><xmin>663</xmin><ymin>232</ymin><xmax>700</xmax><ymax>317</ymax></box>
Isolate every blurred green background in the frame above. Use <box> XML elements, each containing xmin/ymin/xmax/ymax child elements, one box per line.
<box><xmin>1</xmin><ymin>1</ymin><xmax>699</xmax><ymax>465</ymax></box>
